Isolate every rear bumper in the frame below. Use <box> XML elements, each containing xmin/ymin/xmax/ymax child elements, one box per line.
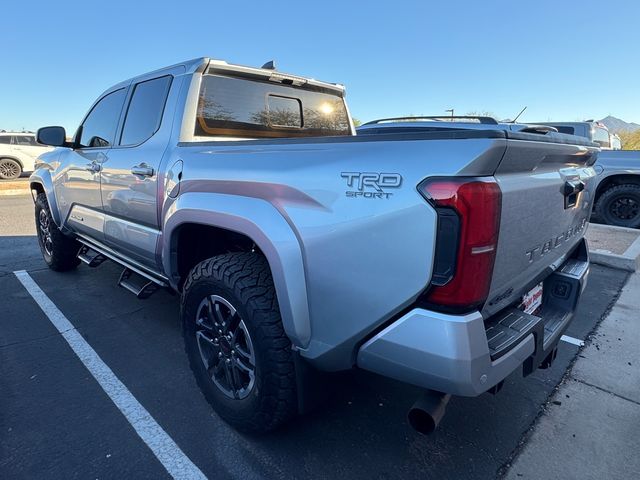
<box><xmin>357</xmin><ymin>240</ymin><xmax>589</xmax><ymax>396</ymax></box>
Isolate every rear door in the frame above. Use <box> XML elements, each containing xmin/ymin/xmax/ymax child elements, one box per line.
<box><xmin>482</xmin><ymin>134</ymin><xmax>597</xmax><ymax>317</ymax></box>
<box><xmin>100</xmin><ymin>74</ymin><xmax>175</xmax><ymax>267</ymax></box>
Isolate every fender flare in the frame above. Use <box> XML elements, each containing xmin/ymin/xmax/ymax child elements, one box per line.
<box><xmin>29</xmin><ymin>169</ymin><xmax>62</xmax><ymax>227</ymax></box>
<box><xmin>162</xmin><ymin>192</ymin><xmax>311</xmax><ymax>348</ymax></box>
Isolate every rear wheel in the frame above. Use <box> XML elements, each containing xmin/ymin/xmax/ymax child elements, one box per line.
<box><xmin>35</xmin><ymin>193</ymin><xmax>81</xmax><ymax>271</ymax></box>
<box><xmin>181</xmin><ymin>252</ymin><xmax>297</xmax><ymax>432</ymax></box>
<box><xmin>595</xmin><ymin>184</ymin><xmax>640</xmax><ymax>228</ymax></box>
<box><xmin>0</xmin><ymin>158</ymin><xmax>21</xmax><ymax>180</ymax></box>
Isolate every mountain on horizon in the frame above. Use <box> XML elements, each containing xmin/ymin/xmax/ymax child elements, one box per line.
<box><xmin>598</xmin><ymin>116</ymin><xmax>640</xmax><ymax>133</ymax></box>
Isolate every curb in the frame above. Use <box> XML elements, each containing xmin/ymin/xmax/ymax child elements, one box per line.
<box><xmin>588</xmin><ymin>224</ymin><xmax>640</xmax><ymax>272</ymax></box>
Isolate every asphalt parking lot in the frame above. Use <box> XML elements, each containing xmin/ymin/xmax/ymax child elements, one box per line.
<box><xmin>0</xmin><ymin>193</ymin><xmax>630</xmax><ymax>479</ymax></box>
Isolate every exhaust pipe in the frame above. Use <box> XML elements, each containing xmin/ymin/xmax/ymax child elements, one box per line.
<box><xmin>407</xmin><ymin>390</ymin><xmax>451</xmax><ymax>435</ymax></box>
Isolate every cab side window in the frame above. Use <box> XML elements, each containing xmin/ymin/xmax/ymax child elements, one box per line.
<box><xmin>120</xmin><ymin>76</ymin><xmax>172</xmax><ymax>146</ymax></box>
<box><xmin>78</xmin><ymin>88</ymin><xmax>127</xmax><ymax>148</ymax></box>
<box><xmin>15</xmin><ymin>136</ymin><xmax>37</xmax><ymax>146</ymax></box>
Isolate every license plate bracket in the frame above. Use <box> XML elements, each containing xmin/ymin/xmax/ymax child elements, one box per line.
<box><xmin>519</xmin><ymin>283</ymin><xmax>543</xmax><ymax>315</ymax></box>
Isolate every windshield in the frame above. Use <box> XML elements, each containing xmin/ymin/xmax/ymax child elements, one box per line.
<box><xmin>195</xmin><ymin>75</ymin><xmax>351</xmax><ymax>139</ymax></box>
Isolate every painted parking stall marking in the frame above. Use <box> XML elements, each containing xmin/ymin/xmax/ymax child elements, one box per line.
<box><xmin>560</xmin><ymin>335</ymin><xmax>585</xmax><ymax>347</ymax></box>
<box><xmin>13</xmin><ymin>270</ymin><xmax>207</xmax><ymax>480</ymax></box>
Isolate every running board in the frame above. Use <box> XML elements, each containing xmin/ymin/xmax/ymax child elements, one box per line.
<box><xmin>75</xmin><ymin>236</ymin><xmax>169</xmax><ymax>298</ymax></box>
<box><xmin>77</xmin><ymin>245</ymin><xmax>108</xmax><ymax>267</ymax></box>
<box><xmin>118</xmin><ymin>268</ymin><xmax>159</xmax><ymax>299</ymax></box>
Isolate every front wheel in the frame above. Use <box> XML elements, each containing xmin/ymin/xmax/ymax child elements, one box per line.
<box><xmin>35</xmin><ymin>193</ymin><xmax>81</xmax><ymax>271</ymax></box>
<box><xmin>595</xmin><ymin>184</ymin><xmax>640</xmax><ymax>228</ymax></box>
<box><xmin>0</xmin><ymin>158</ymin><xmax>22</xmax><ymax>180</ymax></box>
<box><xmin>181</xmin><ymin>252</ymin><xmax>297</xmax><ymax>432</ymax></box>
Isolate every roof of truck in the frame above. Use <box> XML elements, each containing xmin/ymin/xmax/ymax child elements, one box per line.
<box><xmin>112</xmin><ymin>57</ymin><xmax>345</xmax><ymax>94</ymax></box>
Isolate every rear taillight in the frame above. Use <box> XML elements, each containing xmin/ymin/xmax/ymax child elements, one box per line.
<box><xmin>418</xmin><ymin>177</ymin><xmax>502</xmax><ymax>311</ymax></box>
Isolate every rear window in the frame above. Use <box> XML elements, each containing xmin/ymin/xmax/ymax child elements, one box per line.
<box><xmin>555</xmin><ymin>126</ymin><xmax>575</xmax><ymax>135</ymax></box>
<box><xmin>195</xmin><ymin>75</ymin><xmax>350</xmax><ymax>138</ymax></box>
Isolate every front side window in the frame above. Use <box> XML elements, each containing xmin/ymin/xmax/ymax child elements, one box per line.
<box><xmin>79</xmin><ymin>88</ymin><xmax>127</xmax><ymax>148</ymax></box>
<box><xmin>0</xmin><ymin>136</ymin><xmax>10</xmax><ymax>144</ymax></box>
<box><xmin>195</xmin><ymin>75</ymin><xmax>350</xmax><ymax>138</ymax></box>
<box><xmin>120</xmin><ymin>76</ymin><xmax>172</xmax><ymax>146</ymax></box>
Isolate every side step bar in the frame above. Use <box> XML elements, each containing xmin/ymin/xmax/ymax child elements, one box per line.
<box><xmin>75</xmin><ymin>238</ymin><xmax>168</xmax><ymax>299</ymax></box>
<box><xmin>118</xmin><ymin>268</ymin><xmax>159</xmax><ymax>299</ymax></box>
<box><xmin>77</xmin><ymin>245</ymin><xmax>108</xmax><ymax>267</ymax></box>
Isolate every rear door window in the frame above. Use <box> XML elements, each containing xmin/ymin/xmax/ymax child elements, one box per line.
<box><xmin>195</xmin><ymin>75</ymin><xmax>350</xmax><ymax>138</ymax></box>
<box><xmin>15</xmin><ymin>135</ymin><xmax>37</xmax><ymax>146</ymax></box>
<box><xmin>120</xmin><ymin>76</ymin><xmax>172</xmax><ymax>146</ymax></box>
<box><xmin>0</xmin><ymin>136</ymin><xmax>10</xmax><ymax>144</ymax></box>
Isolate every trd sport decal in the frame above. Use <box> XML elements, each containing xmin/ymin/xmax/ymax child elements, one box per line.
<box><xmin>341</xmin><ymin>172</ymin><xmax>402</xmax><ymax>199</ymax></box>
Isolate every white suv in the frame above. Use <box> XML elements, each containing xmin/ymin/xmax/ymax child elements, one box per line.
<box><xmin>0</xmin><ymin>132</ymin><xmax>53</xmax><ymax>180</ymax></box>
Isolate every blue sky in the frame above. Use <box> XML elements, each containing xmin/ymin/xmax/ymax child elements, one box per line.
<box><xmin>2</xmin><ymin>0</ymin><xmax>638</xmax><ymax>133</ymax></box>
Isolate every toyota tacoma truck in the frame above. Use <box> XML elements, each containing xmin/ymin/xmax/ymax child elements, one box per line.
<box><xmin>31</xmin><ymin>58</ymin><xmax>596</xmax><ymax>434</ymax></box>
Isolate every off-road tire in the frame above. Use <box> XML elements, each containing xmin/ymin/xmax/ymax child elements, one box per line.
<box><xmin>595</xmin><ymin>184</ymin><xmax>640</xmax><ymax>228</ymax></box>
<box><xmin>35</xmin><ymin>193</ymin><xmax>81</xmax><ymax>271</ymax></box>
<box><xmin>181</xmin><ymin>252</ymin><xmax>297</xmax><ymax>433</ymax></box>
<box><xmin>0</xmin><ymin>158</ymin><xmax>22</xmax><ymax>180</ymax></box>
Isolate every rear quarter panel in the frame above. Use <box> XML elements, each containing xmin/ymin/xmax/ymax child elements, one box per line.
<box><xmin>168</xmin><ymin>136</ymin><xmax>508</xmax><ymax>369</ymax></box>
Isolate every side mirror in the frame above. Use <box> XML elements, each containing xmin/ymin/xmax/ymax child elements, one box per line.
<box><xmin>37</xmin><ymin>126</ymin><xmax>68</xmax><ymax>147</ymax></box>
<box><xmin>88</xmin><ymin>136</ymin><xmax>109</xmax><ymax>148</ymax></box>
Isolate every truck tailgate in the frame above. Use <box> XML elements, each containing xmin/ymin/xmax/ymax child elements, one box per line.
<box><xmin>482</xmin><ymin>136</ymin><xmax>597</xmax><ymax>318</ymax></box>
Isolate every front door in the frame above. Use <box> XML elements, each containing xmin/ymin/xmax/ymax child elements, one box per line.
<box><xmin>54</xmin><ymin>87</ymin><xmax>128</xmax><ymax>241</ymax></box>
<box><xmin>100</xmin><ymin>75</ymin><xmax>174</xmax><ymax>267</ymax></box>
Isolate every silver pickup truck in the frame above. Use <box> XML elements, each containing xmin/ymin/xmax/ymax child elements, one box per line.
<box><xmin>31</xmin><ymin>58</ymin><xmax>596</xmax><ymax>434</ymax></box>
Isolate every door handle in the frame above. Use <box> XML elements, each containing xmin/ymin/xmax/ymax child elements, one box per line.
<box><xmin>131</xmin><ymin>164</ymin><xmax>154</xmax><ymax>177</ymax></box>
<box><xmin>85</xmin><ymin>162</ymin><xmax>101</xmax><ymax>173</ymax></box>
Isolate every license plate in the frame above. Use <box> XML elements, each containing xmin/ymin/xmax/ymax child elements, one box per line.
<box><xmin>519</xmin><ymin>283</ymin><xmax>543</xmax><ymax>315</ymax></box>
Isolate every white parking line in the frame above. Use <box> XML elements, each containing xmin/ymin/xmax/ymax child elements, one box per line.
<box><xmin>13</xmin><ymin>270</ymin><xmax>207</xmax><ymax>480</ymax></box>
<box><xmin>560</xmin><ymin>335</ymin><xmax>585</xmax><ymax>347</ymax></box>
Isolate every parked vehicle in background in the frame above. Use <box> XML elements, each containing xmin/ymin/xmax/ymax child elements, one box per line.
<box><xmin>31</xmin><ymin>59</ymin><xmax>596</xmax><ymax>434</ymax></box>
<box><xmin>533</xmin><ymin>121</ymin><xmax>640</xmax><ymax>228</ymax></box>
<box><xmin>589</xmin><ymin>150</ymin><xmax>640</xmax><ymax>228</ymax></box>
<box><xmin>610</xmin><ymin>133</ymin><xmax>622</xmax><ymax>150</ymax></box>
<box><xmin>0</xmin><ymin>132</ymin><xmax>53</xmax><ymax>179</ymax></box>
<box><xmin>534</xmin><ymin>121</ymin><xmax>612</xmax><ymax>149</ymax></box>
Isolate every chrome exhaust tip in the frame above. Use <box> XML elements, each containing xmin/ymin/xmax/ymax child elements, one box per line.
<box><xmin>407</xmin><ymin>390</ymin><xmax>451</xmax><ymax>435</ymax></box>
